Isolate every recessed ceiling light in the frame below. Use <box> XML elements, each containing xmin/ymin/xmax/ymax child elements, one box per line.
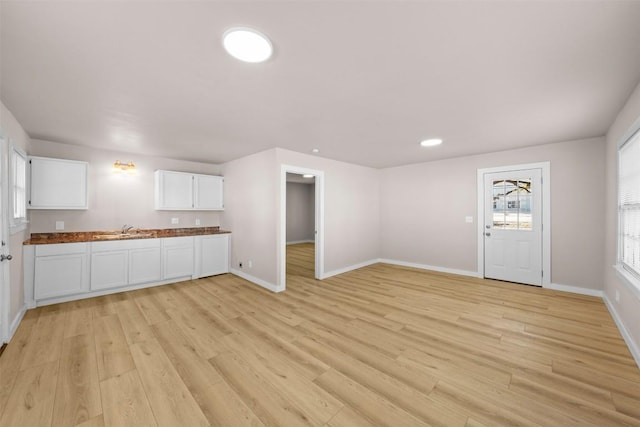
<box><xmin>223</xmin><ymin>27</ymin><xmax>273</xmax><ymax>63</ymax></box>
<box><xmin>303</xmin><ymin>174</ymin><xmax>314</xmax><ymax>178</ymax></box>
<box><xmin>420</xmin><ymin>138</ymin><xmax>443</xmax><ymax>147</ymax></box>
<box><xmin>312</xmin><ymin>148</ymin><xmax>319</xmax><ymax>153</ymax></box>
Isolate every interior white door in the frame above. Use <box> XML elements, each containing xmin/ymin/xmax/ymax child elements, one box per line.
<box><xmin>484</xmin><ymin>168</ymin><xmax>542</xmax><ymax>286</ymax></box>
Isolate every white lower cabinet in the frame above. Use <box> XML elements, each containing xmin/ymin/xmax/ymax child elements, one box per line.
<box><xmin>91</xmin><ymin>239</ymin><xmax>161</xmax><ymax>291</ymax></box>
<box><xmin>26</xmin><ymin>233</ymin><xmax>229</xmax><ymax>305</ymax></box>
<box><xmin>91</xmin><ymin>250</ymin><xmax>128</xmax><ymax>290</ymax></box>
<box><xmin>34</xmin><ymin>243</ymin><xmax>89</xmax><ymax>300</ymax></box>
<box><xmin>195</xmin><ymin>234</ymin><xmax>229</xmax><ymax>278</ymax></box>
<box><xmin>162</xmin><ymin>236</ymin><xmax>194</xmax><ymax>279</ymax></box>
<box><xmin>129</xmin><ymin>247</ymin><xmax>162</xmax><ymax>284</ymax></box>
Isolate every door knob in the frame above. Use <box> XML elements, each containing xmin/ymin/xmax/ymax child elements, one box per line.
<box><xmin>0</xmin><ymin>254</ymin><xmax>12</xmax><ymax>262</ymax></box>
<box><xmin>485</xmin><ymin>232</ymin><xmax>491</xmax><ymax>237</ymax></box>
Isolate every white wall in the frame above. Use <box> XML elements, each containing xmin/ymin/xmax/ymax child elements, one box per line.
<box><xmin>220</xmin><ymin>149</ymin><xmax>279</xmax><ymax>286</ymax></box>
<box><xmin>1</xmin><ymin>101</ymin><xmax>30</xmax><ymax>329</ymax></box>
<box><xmin>604</xmin><ymin>81</ymin><xmax>640</xmax><ymax>364</ymax></box>
<box><xmin>276</xmin><ymin>148</ymin><xmax>380</xmax><ymax>277</ymax></box>
<box><xmin>28</xmin><ymin>139</ymin><xmax>222</xmax><ymax>232</ymax></box>
<box><xmin>220</xmin><ymin>148</ymin><xmax>380</xmax><ymax>290</ymax></box>
<box><xmin>286</xmin><ymin>181</ymin><xmax>315</xmax><ymax>243</ymax></box>
<box><xmin>380</xmin><ymin>137</ymin><xmax>606</xmax><ymax>290</ymax></box>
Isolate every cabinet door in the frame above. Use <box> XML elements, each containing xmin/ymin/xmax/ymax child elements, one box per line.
<box><xmin>91</xmin><ymin>251</ymin><xmax>128</xmax><ymax>290</ymax></box>
<box><xmin>29</xmin><ymin>157</ymin><xmax>88</xmax><ymax>209</ymax></box>
<box><xmin>155</xmin><ymin>170</ymin><xmax>193</xmax><ymax>210</ymax></box>
<box><xmin>34</xmin><ymin>254</ymin><xmax>89</xmax><ymax>299</ymax></box>
<box><xmin>162</xmin><ymin>237</ymin><xmax>194</xmax><ymax>279</ymax></box>
<box><xmin>196</xmin><ymin>235</ymin><xmax>229</xmax><ymax>278</ymax></box>
<box><xmin>194</xmin><ymin>174</ymin><xmax>224</xmax><ymax>210</ymax></box>
<box><xmin>129</xmin><ymin>247</ymin><xmax>162</xmax><ymax>285</ymax></box>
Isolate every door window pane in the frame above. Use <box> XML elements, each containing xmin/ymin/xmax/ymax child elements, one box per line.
<box><xmin>492</xmin><ymin>179</ymin><xmax>532</xmax><ymax>230</ymax></box>
<box><xmin>492</xmin><ymin>180</ymin><xmax>507</xmax><ymax>228</ymax></box>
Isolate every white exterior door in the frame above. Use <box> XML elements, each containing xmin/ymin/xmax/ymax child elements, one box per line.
<box><xmin>483</xmin><ymin>168</ymin><xmax>542</xmax><ymax>286</ymax></box>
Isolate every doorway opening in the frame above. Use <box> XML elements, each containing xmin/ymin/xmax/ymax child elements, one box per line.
<box><xmin>286</xmin><ymin>173</ymin><xmax>316</xmax><ymax>280</ymax></box>
<box><xmin>279</xmin><ymin>165</ymin><xmax>324</xmax><ymax>290</ymax></box>
<box><xmin>477</xmin><ymin>162</ymin><xmax>550</xmax><ymax>287</ymax></box>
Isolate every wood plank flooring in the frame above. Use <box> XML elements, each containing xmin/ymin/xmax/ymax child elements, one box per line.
<box><xmin>1</xmin><ymin>242</ymin><xmax>639</xmax><ymax>426</ymax></box>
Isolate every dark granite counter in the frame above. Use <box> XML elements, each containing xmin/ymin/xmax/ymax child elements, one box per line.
<box><xmin>24</xmin><ymin>226</ymin><xmax>230</xmax><ymax>245</ymax></box>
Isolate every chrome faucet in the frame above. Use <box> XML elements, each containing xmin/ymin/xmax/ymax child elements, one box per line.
<box><xmin>121</xmin><ymin>224</ymin><xmax>134</xmax><ymax>234</ymax></box>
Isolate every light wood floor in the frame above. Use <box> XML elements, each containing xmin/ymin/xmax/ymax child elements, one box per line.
<box><xmin>1</xmin><ymin>242</ymin><xmax>639</xmax><ymax>426</ymax></box>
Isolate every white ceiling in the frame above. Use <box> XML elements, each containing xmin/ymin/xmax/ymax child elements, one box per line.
<box><xmin>2</xmin><ymin>1</ymin><xmax>640</xmax><ymax>168</ymax></box>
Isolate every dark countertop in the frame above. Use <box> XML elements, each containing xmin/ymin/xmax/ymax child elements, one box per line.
<box><xmin>24</xmin><ymin>226</ymin><xmax>231</xmax><ymax>245</ymax></box>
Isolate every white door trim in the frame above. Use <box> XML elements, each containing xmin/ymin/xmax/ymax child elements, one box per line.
<box><xmin>279</xmin><ymin>164</ymin><xmax>325</xmax><ymax>290</ymax></box>
<box><xmin>0</xmin><ymin>134</ymin><xmax>11</xmax><ymax>343</ymax></box>
<box><xmin>477</xmin><ymin>162</ymin><xmax>551</xmax><ymax>287</ymax></box>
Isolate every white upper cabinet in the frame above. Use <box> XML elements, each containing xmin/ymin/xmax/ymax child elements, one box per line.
<box><xmin>155</xmin><ymin>170</ymin><xmax>194</xmax><ymax>210</ymax></box>
<box><xmin>29</xmin><ymin>156</ymin><xmax>88</xmax><ymax>209</ymax></box>
<box><xmin>194</xmin><ymin>174</ymin><xmax>224</xmax><ymax>210</ymax></box>
<box><xmin>154</xmin><ymin>170</ymin><xmax>223</xmax><ymax>210</ymax></box>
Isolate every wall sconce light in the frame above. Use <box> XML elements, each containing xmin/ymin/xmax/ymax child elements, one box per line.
<box><xmin>113</xmin><ymin>160</ymin><xmax>136</xmax><ymax>174</ymax></box>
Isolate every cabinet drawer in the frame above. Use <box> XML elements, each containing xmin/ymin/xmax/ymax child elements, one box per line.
<box><xmin>92</xmin><ymin>238</ymin><xmax>160</xmax><ymax>252</ymax></box>
<box><xmin>162</xmin><ymin>236</ymin><xmax>194</xmax><ymax>248</ymax></box>
<box><xmin>36</xmin><ymin>242</ymin><xmax>88</xmax><ymax>257</ymax></box>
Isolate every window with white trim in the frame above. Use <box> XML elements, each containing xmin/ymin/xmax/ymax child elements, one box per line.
<box><xmin>10</xmin><ymin>146</ymin><xmax>28</xmax><ymax>233</ymax></box>
<box><xmin>619</xmin><ymin>129</ymin><xmax>640</xmax><ymax>282</ymax></box>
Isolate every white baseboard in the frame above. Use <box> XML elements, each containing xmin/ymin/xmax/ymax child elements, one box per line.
<box><xmin>379</xmin><ymin>258</ymin><xmax>482</xmax><ymax>278</ymax></box>
<box><xmin>8</xmin><ymin>304</ymin><xmax>27</xmax><ymax>342</ymax></box>
<box><xmin>544</xmin><ymin>282</ymin><xmax>604</xmax><ymax>298</ymax></box>
<box><xmin>230</xmin><ymin>268</ymin><xmax>284</xmax><ymax>293</ymax></box>
<box><xmin>603</xmin><ymin>294</ymin><xmax>640</xmax><ymax>369</ymax></box>
<box><xmin>286</xmin><ymin>240</ymin><xmax>314</xmax><ymax>245</ymax></box>
<box><xmin>321</xmin><ymin>259</ymin><xmax>379</xmax><ymax>279</ymax></box>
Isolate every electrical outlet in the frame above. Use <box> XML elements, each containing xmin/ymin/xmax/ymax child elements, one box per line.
<box><xmin>615</xmin><ymin>290</ymin><xmax>620</xmax><ymax>302</ymax></box>
<box><xmin>248</xmin><ymin>260</ymin><xmax>252</xmax><ymax>268</ymax></box>
<box><xmin>195</xmin><ymin>218</ymin><xmax>201</xmax><ymax>226</ymax></box>
<box><xmin>55</xmin><ymin>221</ymin><xmax>64</xmax><ymax>230</ymax></box>
<box><xmin>171</xmin><ymin>218</ymin><xmax>179</xmax><ymax>225</ymax></box>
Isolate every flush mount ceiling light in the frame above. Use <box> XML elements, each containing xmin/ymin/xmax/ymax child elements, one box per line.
<box><xmin>420</xmin><ymin>138</ymin><xmax>443</xmax><ymax>147</ymax></box>
<box><xmin>223</xmin><ymin>27</ymin><xmax>273</xmax><ymax>63</ymax></box>
<box><xmin>311</xmin><ymin>148</ymin><xmax>320</xmax><ymax>153</ymax></box>
<box><xmin>303</xmin><ymin>174</ymin><xmax>314</xmax><ymax>178</ymax></box>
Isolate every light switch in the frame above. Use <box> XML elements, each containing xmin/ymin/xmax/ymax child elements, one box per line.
<box><xmin>465</xmin><ymin>216</ymin><xmax>473</xmax><ymax>223</ymax></box>
<box><xmin>55</xmin><ymin>221</ymin><xmax>64</xmax><ymax>230</ymax></box>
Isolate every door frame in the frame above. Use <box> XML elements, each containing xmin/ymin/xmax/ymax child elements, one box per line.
<box><xmin>477</xmin><ymin>162</ymin><xmax>551</xmax><ymax>287</ymax></box>
<box><xmin>279</xmin><ymin>164</ymin><xmax>325</xmax><ymax>290</ymax></box>
<box><xmin>0</xmin><ymin>134</ymin><xmax>10</xmax><ymax>343</ymax></box>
